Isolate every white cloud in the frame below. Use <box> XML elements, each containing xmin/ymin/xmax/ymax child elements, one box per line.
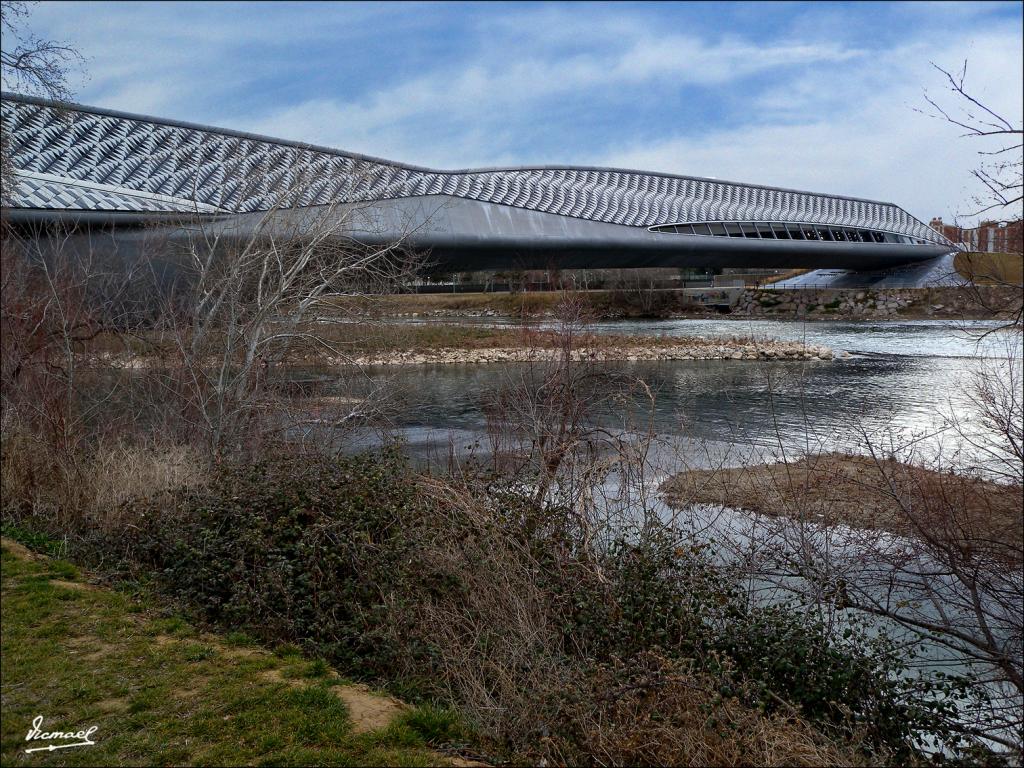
<box><xmin>240</xmin><ymin>33</ymin><xmax>862</xmax><ymax>165</ymax></box>
<box><xmin>278</xmin><ymin>34</ymin><xmax>859</xmax><ymax>119</ymax></box>
<box><xmin>592</xmin><ymin>31</ymin><xmax>1022</xmax><ymax>224</ymax></box>
<box><xmin>25</xmin><ymin>1</ymin><xmax>413</xmax><ymax>117</ymax></box>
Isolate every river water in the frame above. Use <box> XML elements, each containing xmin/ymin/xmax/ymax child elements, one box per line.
<box><xmin>356</xmin><ymin>317</ymin><xmax>1020</xmax><ymax>471</ymax></box>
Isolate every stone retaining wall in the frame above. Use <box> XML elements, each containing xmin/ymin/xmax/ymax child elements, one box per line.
<box><xmin>731</xmin><ymin>286</ymin><xmax>1016</xmax><ymax>319</ymax></box>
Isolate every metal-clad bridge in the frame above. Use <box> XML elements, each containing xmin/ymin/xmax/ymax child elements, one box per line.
<box><xmin>1</xmin><ymin>92</ymin><xmax>957</xmax><ymax>281</ymax></box>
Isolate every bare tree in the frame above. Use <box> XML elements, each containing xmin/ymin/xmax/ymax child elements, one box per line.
<box><xmin>480</xmin><ymin>294</ymin><xmax>660</xmax><ymax>557</ymax></box>
<box><xmin>0</xmin><ymin>1</ymin><xmax>80</xmax><ymax>97</ymax></box>
<box><xmin>921</xmin><ymin>61</ymin><xmax>1024</xmax><ymax>333</ymax></box>
<box><xmin>922</xmin><ymin>61</ymin><xmax>1023</xmax><ymax>219</ymax></box>
<box><xmin>1</xmin><ymin>0</ymin><xmax>84</xmax><ymax>203</ymax></box>
<box><xmin>0</xmin><ymin>224</ymin><xmax>145</xmax><ymax>454</ymax></box>
<box><xmin>148</xmin><ymin>178</ymin><xmax>424</xmax><ymax>457</ymax></box>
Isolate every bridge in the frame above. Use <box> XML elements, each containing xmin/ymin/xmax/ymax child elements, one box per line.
<box><xmin>1</xmin><ymin>93</ymin><xmax>957</xmax><ymax>283</ymax></box>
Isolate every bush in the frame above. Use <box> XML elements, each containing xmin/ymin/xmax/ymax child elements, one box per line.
<box><xmin>7</xmin><ymin>451</ymin><xmax>986</xmax><ymax>763</ymax></box>
<box><xmin>133</xmin><ymin>450</ymin><xmax>422</xmax><ymax>677</ymax></box>
<box><xmin>545</xmin><ymin>526</ymin><xmax>974</xmax><ymax>761</ymax></box>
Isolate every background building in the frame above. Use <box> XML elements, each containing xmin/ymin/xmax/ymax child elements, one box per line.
<box><xmin>929</xmin><ymin>217</ymin><xmax>1023</xmax><ymax>253</ymax></box>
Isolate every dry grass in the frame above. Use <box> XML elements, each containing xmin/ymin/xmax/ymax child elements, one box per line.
<box><xmin>955</xmin><ymin>252</ymin><xmax>1024</xmax><ymax>286</ymax></box>
<box><xmin>1</xmin><ymin>430</ymin><xmax>207</xmax><ymax>532</ymax></box>
<box><xmin>378</xmin><ymin>291</ymin><xmax>566</xmax><ymax>314</ymax></box>
<box><xmin>86</xmin><ymin>442</ymin><xmax>206</xmax><ymax>520</ymax></box>
<box><xmin>761</xmin><ymin>268</ymin><xmax>812</xmax><ymax>285</ymax></box>
<box><xmin>662</xmin><ymin>452</ymin><xmax>1023</xmax><ymax>561</ymax></box>
<box><xmin>573</xmin><ymin>652</ymin><xmax>872</xmax><ymax>767</ymax></box>
<box><xmin>310</xmin><ymin>323</ymin><xmax>761</xmax><ymax>354</ymax></box>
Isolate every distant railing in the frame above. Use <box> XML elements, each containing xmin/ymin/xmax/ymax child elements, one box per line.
<box><xmin>755</xmin><ymin>283</ymin><xmax>857</xmax><ymax>291</ymax></box>
<box><xmin>407</xmin><ymin>281</ymin><xmax>929</xmax><ymax>294</ymax></box>
<box><xmin>408</xmin><ymin>280</ymin><xmax>716</xmax><ymax>294</ymax></box>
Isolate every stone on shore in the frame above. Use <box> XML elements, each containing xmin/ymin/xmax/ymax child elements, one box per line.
<box><xmin>333</xmin><ymin>338</ymin><xmax>835</xmax><ymax>367</ymax></box>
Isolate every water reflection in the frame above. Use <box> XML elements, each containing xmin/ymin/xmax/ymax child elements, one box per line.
<box><xmin>317</xmin><ymin>319</ymin><xmax>1020</xmax><ymax>470</ymax></box>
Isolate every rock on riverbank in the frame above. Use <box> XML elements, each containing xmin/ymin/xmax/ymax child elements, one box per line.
<box><xmin>731</xmin><ymin>285</ymin><xmax>1019</xmax><ymax>319</ymax></box>
<box><xmin>338</xmin><ymin>340</ymin><xmax>833</xmax><ymax>367</ymax></box>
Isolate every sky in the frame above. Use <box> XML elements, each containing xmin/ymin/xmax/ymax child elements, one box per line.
<box><xmin>10</xmin><ymin>1</ymin><xmax>1024</xmax><ymax>224</ymax></box>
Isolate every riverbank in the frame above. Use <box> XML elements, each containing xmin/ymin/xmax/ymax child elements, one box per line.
<box><xmin>731</xmin><ymin>286</ymin><xmax>1020</xmax><ymax>319</ymax></box>
<box><xmin>0</xmin><ymin>537</ymin><xmax>478</xmax><ymax>767</ymax></box>
<box><xmin>337</xmin><ymin>336</ymin><xmax>834</xmax><ymax>366</ymax></box>
<box><xmin>0</xmin><ymin>453</ymin><xmax>895</xmax><ymax>767</ymax></box>
<box><xmin>95</xmin><ymin>324</ymin><xmax>835</xmax><ymax>368</ymax></box>
<box><xmin>374</xmin><ymin>285</ymin><xmax>1020</xmax><ymax>321</ymax></box>
<box><xmin>660</xmin><ymin>453</ymin><xmax>1023</xmax><ymax>561</ymax></box>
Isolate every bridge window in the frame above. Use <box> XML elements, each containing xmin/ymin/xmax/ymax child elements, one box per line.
<box><xmin>647</xmin><ymin>221</ymin><xmax>932</xmax><ymax>245</ymax></box>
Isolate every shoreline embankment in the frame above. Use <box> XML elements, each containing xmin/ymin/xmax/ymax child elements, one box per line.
<box><xmin>375</xmin><ymin>285</ymin><xmax>1020</xmax><ymax>321</ymax></box>
<box><xmin>340</xmin><ymin>339</ymin><xmax>833</xmax><ymax>367</ymax></box>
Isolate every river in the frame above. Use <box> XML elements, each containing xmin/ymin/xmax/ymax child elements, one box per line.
<box><xmin>349</xmin><ymin>317</ymin><xmax>1020</xmax><ymax>472</ymax></box>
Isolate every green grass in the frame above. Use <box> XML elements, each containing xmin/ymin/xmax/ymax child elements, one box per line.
<box><xmin>0</xmin><ymin>524</ymin><xmax>68</xmax><ymax>559</ymax></box>
<box><xmin>396</xmin><ymin>704</ymin><xmax>471</xmax><ymax>746</ymax></box>
<box><xmin>336</xmin><ymin>322</ymin><xmax>519</xmax><ymax>353</ymax></box>
<box><xmin>380</xmin><ymin>290</ymin><xmax>565</xmax><ymax>315</ymax></box>
<box><xmin>0</xmin><ymin>542</ymin><xmax>460</xmax><ymax>767</ymax></box>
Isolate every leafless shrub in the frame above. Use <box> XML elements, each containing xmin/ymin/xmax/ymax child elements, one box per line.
<box><xmin>922</xmin><ymin>61</ymin><xmax>1022</xmax><ymax>220</ymax></box>
<box><xmin>480</xmin><ymin>294</ymin><xmax>660</xmax><ymax>551</ymax></box>
<box><xmin>384</xmin><ymin>475</ymin><xmax>572</xmax><ymax>752</ymax></box>
<box><xmin>922</xmin><ymin>60</ymin><xmax>1023</xmax><ymax>331</ymax></box>
<box><xmin>0</xmin><ymin>224</ymin><xmax>148</xmax><ymax>460</ymax></box>
<box><xmin>1</xmin><ymin>170</ymin><xmax>425</xmax><ymax>532</ymax></box>
<box><xmin>382</xmin><ymin>474</ymin><xmax>872</xmax><ymax>767</ymax></box>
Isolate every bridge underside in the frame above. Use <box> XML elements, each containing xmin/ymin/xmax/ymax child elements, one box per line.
<box><xmin>5</xmin><ymin>194</ymin><xmax>953</xmax><ymax>276</ymax></box>
<box><xmin>770</xmin><ymin>254</ymin><xmax>963</xmax><ymax>289</ymax></box>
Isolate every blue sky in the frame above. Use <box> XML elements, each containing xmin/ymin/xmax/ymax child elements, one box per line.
<box><xmin>14</xmin><ymin>1</ymin><xmax>1024</xmax><ymax>223</ymax></box>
